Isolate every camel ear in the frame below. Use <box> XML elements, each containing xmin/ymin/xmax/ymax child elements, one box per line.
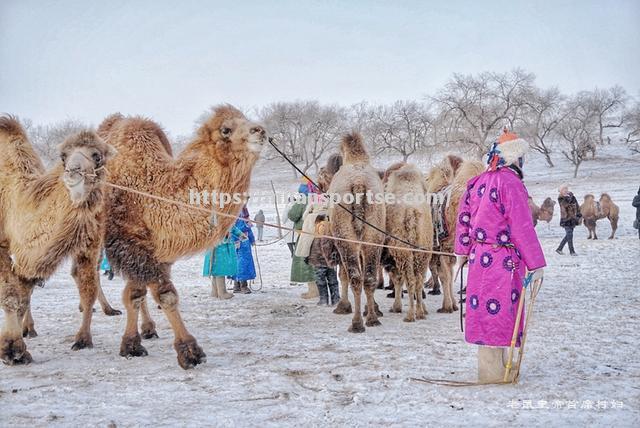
<box><xmin>104</xmin><ymin>144</ymin><xmax>118</xmax><ymax>160</ymax></box>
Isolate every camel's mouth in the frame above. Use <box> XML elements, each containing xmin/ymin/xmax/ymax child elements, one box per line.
<box><xmin>247</xmin><ymin>135</ymin><xmax>267</xmax><ymax>154</ymax></box>
<box><xmin>63</xmin><ymin>168</ymin><xmax>102</xmax><ymax>204</ymax></box>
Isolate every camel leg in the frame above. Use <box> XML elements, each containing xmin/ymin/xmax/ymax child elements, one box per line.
<box><xmin>139</xmin><ymin>296</ymin><xmax>158</xmax><ymax>339</ymax></box>
<box><xmin>70</xmin><ymin>251</ymin><xmax>100</xmax><ymax>350</ymax></box>
<box><xmin>148</xmin><ymin>278</ymin><xmax>206</xmax><ymax>369</ymax></box>
<box><xmin>363</xmin><ymin>253</ymin><xmax>381</xmax><ymax>327</ymax></box>
<box><xmin>0</xmin><ymin>277</ymin><xmax>33</xmax><ymax>364</ymax></box>
<box><xmin>404</xmin><ymin>268</ymin><xmax>417</xmax><ymax>323</ymax></box>
<box><xmin>97</xmin><ymin>281</ymin><xmax>121</xmax><ymax>316</ymax></box>
<box><xmin>415</xmin><ymin>267</ymin><xmax>427</xmax><ymax>320</ymax></box>
<box><xmin>438</xmin><ymin>255</ymin><xmax>458</xmax><ymax>313</ymax></box>
<box><xmin>339</xmin><ymin>251</ymin><xmax>364</xmax><ymax>333</ymax></box>
<box><xmin>119</xmin><ymin>279</ymin><xmax>148</xmax><ymax>358</ymax></box>
<box><xmin>609</xmin><ymin>216</ymin><xmax>618</xmax><ymax>239</ymax></box>
<box><xmin>21</xmin><ymin>287</ymin><xmax>37</xmax><ymax>338</ymax></box>
<box><xmin>389</xmin><ymin>271</ymin><xmax>403</xmax><ymax>313</ymax></box>
<box><xmin>428</xmin><ymin>257</ymin><xmax>442</xmax><ymax>295</ymax></box>
<box><xmin>333</xmin><ymin>263</ymin><xmax>352</xmax><ymax>314</ymax></box>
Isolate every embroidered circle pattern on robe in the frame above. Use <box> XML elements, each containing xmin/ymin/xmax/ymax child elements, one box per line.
<box><xmin>511</xmin><ymin>288</ymin><xmax>520</xmax><ymax>303</ymax></box>
<box><xmin>503</xmin><ymin>256</ymin><xmax>515</xmax><ymax>272</ymax></box>
<box><xmin>474</xmin><ymin>228</ymin><xmax>487</xmax><ymax>243</ymax></box>
<box><xmin>459</xmin><ymin>211</ymin><xmax>471</xmax><ymax>227</ymax></box>
<box><xmin>480</xmin><ymin>252</ymin><xmax>493</xmax><ymax>268</ymax></box>
<box><xmin>470</xmin><ymin>294</ymin><xmax>479</xmax><ymax>309</ymax></box>
<box><xmin>486</xmin><ymin>298</ymin><xmax>501</xmax><ymax>315</ymax></box>
<box><xmin>459</xmin><ymin>233</ymin><xmax>471</xmax><ymax>247</ymax></box>
<box><xmin>497</xmin><ymin>229</ymin><xmax>511</xmax><ymax>245</ymax></box>
<box><xmin>477</xmin><ymin>183</ymin><xmax>486</xmax><ymax>197</ymax></box>
<box><xmin>489</xmin><ymin>187</ymin><xmax>499</xmax><ymax>202</ymax></box>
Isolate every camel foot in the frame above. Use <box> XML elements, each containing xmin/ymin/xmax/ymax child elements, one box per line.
<box><xmin>390</xmin><ymin>304</ymin><xmax>402</xmax><ymax>313</ymax></box>
<box><xmin>1</xmin><ymin>337</ymin><xmax>32</xmax><ymax>365</ymax></box>
<box><xmin>362</xmin><ymin>304</ymin><xmax>383</xmax><ymax>317</ymax></box>
<box><xmin>333</xmin><ymin>300</ymin><xmax>352</xmax><ymax>315</ymax></box>
<box><xmin>119</xmin><ymin>334</ymin><xmax>148</xmax><ymax>358</ymax></box>
<box><xmin>174</xmin><ymin>337</ymin><xmax>206</xmax><ymax>370</ymax></box>
<box><xmin>141</xmin><ymin>322</ymin><xmax>159</xmax><ymax>339</ymax></box>
<box><xmin>22</xmin><ymin>326</ymin><xmax>38</xmax><ymax>338</ymax></box>
<box><xmin>348</xmin><ymin>321</ymin><xmax>365</xmax><ymax>333</ymax></box>
<box><xmin>103</xmin><ymin>306</ymin><xmax>122</xmax><ymax>316</ymax></box>
<box><xmin>403</xmin><ymin>315</ymin><xmax>416</xmax><ymax>323</ymax></box>
<box><xmin>71</xmin><ymin>333</ymin><xmax>94</xmax><ymax>351</ymax></box>
<box><xmin>437</xmin><ymin>306</ymin><xmax>455</xmax><ymax>314</ymax></box>
<box><xmin>416</xmin><ymin>311</ymin><xmax>427</xmax><ymax>320</ymax></box>
<box><xmin>365</xmin><ymin>318</ymin><xmax>382</xmax><ymax>327</ymax></box>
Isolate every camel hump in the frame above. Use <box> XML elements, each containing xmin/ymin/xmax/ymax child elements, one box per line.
<box><xmin>341</xmin><ymin>132</ymin><xmax>369</xmax><ymax>163</ymax></box>
<box><xmin>0</xmin><ymin>115</ymin><xmax>27</xmax><ymax>143</ymax></box>
<box><xmin>104</xmin><ymin>116</ymin><xmax>173</xmax><ymax>156</ymax></box>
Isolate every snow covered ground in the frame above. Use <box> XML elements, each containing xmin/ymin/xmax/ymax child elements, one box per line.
<box><xmin>1</xmin><ymin>145</ymin><xmax>639</xmax><ymax>426</ymax></box>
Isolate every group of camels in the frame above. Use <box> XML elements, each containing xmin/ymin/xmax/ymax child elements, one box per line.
<box><xmin>0</xmin><ymin>106</ymin><xmax>621</xmax><ymax>369</ymax></box>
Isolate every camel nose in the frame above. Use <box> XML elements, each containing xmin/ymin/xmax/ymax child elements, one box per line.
<box><xmin>251</xmin><ymin>126</ymin><xmax>266</xmax><ymax>137</ymax></box>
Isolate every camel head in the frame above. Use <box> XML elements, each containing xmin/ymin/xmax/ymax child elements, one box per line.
<box><xmin>383</xmin><ymin>162</ymin><xmax>407</xmax><ymax>184</ymax></box>
<box><xmin>599</xmin><ymin>193</ymin><xmax>612</xmax><ymax>203</ymax></box>
<box><xmin>196</xmin><ymin>105</ymin><xmax>267</xmax><ymax>165</ymax></box>
<box><xmin>583</xmin><ymin>194</ymin><xmax>595</xmax><ymax>203</ymax></box>
<box><xmin>60</xmin><ymin>131</ymin><xmax>116</xmax><ymax>205</ymax></box>
<box><xmin>317</xmin><ymin>153</ymin><xmax>343</xmax><ymax>192</ymax></box>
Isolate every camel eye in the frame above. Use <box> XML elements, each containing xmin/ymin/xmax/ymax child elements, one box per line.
<box><xmin>60</xmin><ymin>153</ymin><xmax>67</xmax><ymax>163</ymax></box>
<box><xmin>221</xmin><ymin>127</ymin><xmax>232</xmax><ymax>137</ymax></box>
<box><xmin>92</xmin><ymin>152</ymin><xmax>103</xmax><ymax>164</ymax></box>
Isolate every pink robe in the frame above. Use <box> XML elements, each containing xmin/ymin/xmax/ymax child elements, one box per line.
<box><xmin>455</xmin><ymin>167</ymin><xmax>546</xmax><ymax>347</ymax></box>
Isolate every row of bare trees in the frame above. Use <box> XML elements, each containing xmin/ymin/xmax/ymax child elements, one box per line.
<box><xmin>23</xmin><ymin>69</ymin><xmax>639</xmax><ymax>178</ymax></box>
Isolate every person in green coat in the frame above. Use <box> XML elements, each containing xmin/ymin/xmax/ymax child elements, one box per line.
<box><xmin>288</xmin><ymin>182</ymin><xmax>318</xmax><ymax>299</ymax></box>
<box><xmin>203</xmin><ymin>225</ymin><xmax>245</xmax><ymax>299</ymax></box>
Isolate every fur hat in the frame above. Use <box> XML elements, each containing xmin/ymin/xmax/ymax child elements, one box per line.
<box><xmin>487</xmin><ymin>128</ymin><xmax>528</xmax><ymax>171</ymax></box>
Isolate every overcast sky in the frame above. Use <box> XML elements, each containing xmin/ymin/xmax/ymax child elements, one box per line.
<box><xmin>1</xmin><ymin>0</ymin><xmax>639</xmax><ymax>135</ymax></box>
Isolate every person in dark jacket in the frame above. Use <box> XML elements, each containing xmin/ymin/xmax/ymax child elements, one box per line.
<box><xmin>306</xmin><ymin>215</ymin><xmax>340</xmax><ymax>306</ymax></box>
<box><xmin>632</xmin><ymin>186</ymin><xmax>640</xmax><ymax>239</ymax></box>
<box><xmin>556</xmin><ymin>184</ymin><xmax>582</xmax><ymax>256</ymax></box>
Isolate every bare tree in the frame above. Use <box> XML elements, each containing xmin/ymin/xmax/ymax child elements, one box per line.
<box><xmin>558</xmin><ymin>98</ymin><xmax>598</xmax><ymax>178</ymax></box>
<box><xmin>622</xmin><ymin>101</ymin><xmax>640</xmax><ymax>154</ymax></box>
<box><xmin>432</xmin><ymin>69</ymin><xmax>535</xmax><ymax>157</ymax></box>
<box><xmin>521</xmin><ymin>87</ymin><xmax>567</xmax><ymax>167</ymax></box>
<box><xmin>26</xmin><ymin>119</ymin><xmax>86</xmax><ymax>166</ymax></box>
<box><xmin>582</xmin><ymin>86</ymin><xmax>627</xmax><ymax>147</ymax></box>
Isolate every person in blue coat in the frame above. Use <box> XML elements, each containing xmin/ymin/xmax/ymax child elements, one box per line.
<box><xmin>99</xmin><ymin>249</ymin><xmax>114</xmax><ymax>280</ymax></box>
<box><xmin>203</xmin><ymin>225</ymin><xmax>245</xmax><ymax>299</ymax></box>
<box><xmin>231</xmin><ymin>206</ymin><xmax>256</xmax><ymax>294</ymax></box>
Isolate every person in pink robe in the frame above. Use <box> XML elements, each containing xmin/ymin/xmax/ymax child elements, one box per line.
<box><xmin>455</xmin><ymin>128</ymin><xmax>546</xmax><ymax>382</ymax></box>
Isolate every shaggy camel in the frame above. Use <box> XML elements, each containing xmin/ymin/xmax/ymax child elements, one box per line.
<box><xmin>529</xmin><ymin>196</ymin><xmax>555</xmax><ymax>226</ymax></box>
<box><xmin>580</xmin><ymin>193</ymin><xmax>620</xmax><ymax>239</ymax></box>
<box><xmin>0</xmin><ymin>116</ymin><xmax>117</xmax><ymax>364</ymax></box>
<box><xmin>328</xmin><ymin>132</ymin><xmax>386</xmax><ymax>332</ymax></box>
<box><xmin>98</xmin><ymin>105</ymin><xmax>266</xmax><ymax>369</ymax></box>
<box><xmin>426</xmin><ymin>155</ymin><xmax>484</xmax><ymax>313</ymax></box>
<box><xmin>384</xmin><ymin>164</ymin><xmax>433</xmax><ymax>322</ymax></box>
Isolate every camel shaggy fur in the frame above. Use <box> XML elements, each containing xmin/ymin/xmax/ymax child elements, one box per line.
<box><xmin>426</xmin><ymin>155</ymin><xmax>484</xmax><ymax>313</ymax></box>
<box><xmin>580</xmin><ymin>193</ymin><xmax>620</xmax><ymax>239</ymax></box>
<box><xmin>384</xmin><ymin>164</ymin><xmax>433</xmax><ymax>322</ymax></box>
<box><xmin>98</xmin><ymin>105</ymin><xmax>266</xmax><ymax>369</ymax></box>
<box><xmin>529</xmin><ymin>197</ymin><xmax>555</xmax><ymax>226</ymax></box>
<box><xmin>0</xmin><ymin>116</ymin><xmax>117</xmax><ymax>364</ymax></box>
<box><xmin>328</xmin><ymin>132</ymin><xmax>386</xmax><ymax>333</ymax></box>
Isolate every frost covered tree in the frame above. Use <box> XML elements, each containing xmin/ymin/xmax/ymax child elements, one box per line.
<box><xmin>26</xmin><ymin>119</ymin><xmax>86</xmax><ymax>166</ymax></box>
<box><xmin>558</xmin><ymin>98</ymin><xmax>599</xmax><ymax>178</ymax></box>
<box><xmin>622</xmin><ymin>101</ymin><xmax>640</xmax><ymax>154</ymax></box>
<box><xmin>521</xmin><ymin>87</ymin><xmax>567</xmax><ymax>167</ymax></box>
<box><xmin>432</xmin><ymin>69</ymin><xmax>535</xmax><ymax>157</ymax></box>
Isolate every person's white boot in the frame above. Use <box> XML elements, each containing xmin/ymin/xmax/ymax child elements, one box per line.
<box><xmin>301</xmin><ymin>281</ymin><xmax>319</xmax><ymax>299</ymax></box>
<box><xmin>216</xmin><ymin>278</ymin><xmax>234</xmax><ymax>300</ymax></box>
<box><xmin>477</xmin><ymin>346</ymin><xmax>506</xmax><ymax>383</ymax></box>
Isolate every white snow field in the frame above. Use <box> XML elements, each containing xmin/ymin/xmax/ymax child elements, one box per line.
<box><xmin>1</xmin><ymin>145</ymin><xmax>639</xmax><ymax>427</ymax></box>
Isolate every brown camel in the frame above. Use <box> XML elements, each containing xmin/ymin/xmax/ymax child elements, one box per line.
<box><xmin>0</xmin><ymin>116</ymin><xmax>117</xmax><ymax>365</ymax></box>
<box><xmin>98</xmin><ymin>105</ymin><xmax>267</xmax><ymax>369</ymax></box>
<box><xmin>384</xmin><ymin>164</ymin><xmax>433</xmax><ymax>322</ymax></box>
<box><xmin>580</xmin><ymin>193</ymin><xmax>619</xmax><ymax>239</ymax></box>
<box><xmin>528</xmin><ymin>196</ymin><xmax>555</xmax><ymax>226</ymax></box>
<box><xmin>328</xmin><ymin>132</ymin><xmax>386</xmax><ymax>332</ymax></box>
<box><xmin>426</xmin><ymin>155</ymin><xmax>484</xmax><ymax>313</ymax></box>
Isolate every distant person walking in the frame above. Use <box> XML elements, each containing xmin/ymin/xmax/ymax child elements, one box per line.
<box><xmin>254</xmin><ymin>209</ymin><xmax>265</xmax><ymax>241</ymax></box>
<box><xmin>633</xmin><ymin>186</ymin><xmax>640</xmax><ymax>239</ymax></box>
<box><xmin>556</xmin><ymin>184</ymin><xmax>582</xmax><ymax>256</ymax></box>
